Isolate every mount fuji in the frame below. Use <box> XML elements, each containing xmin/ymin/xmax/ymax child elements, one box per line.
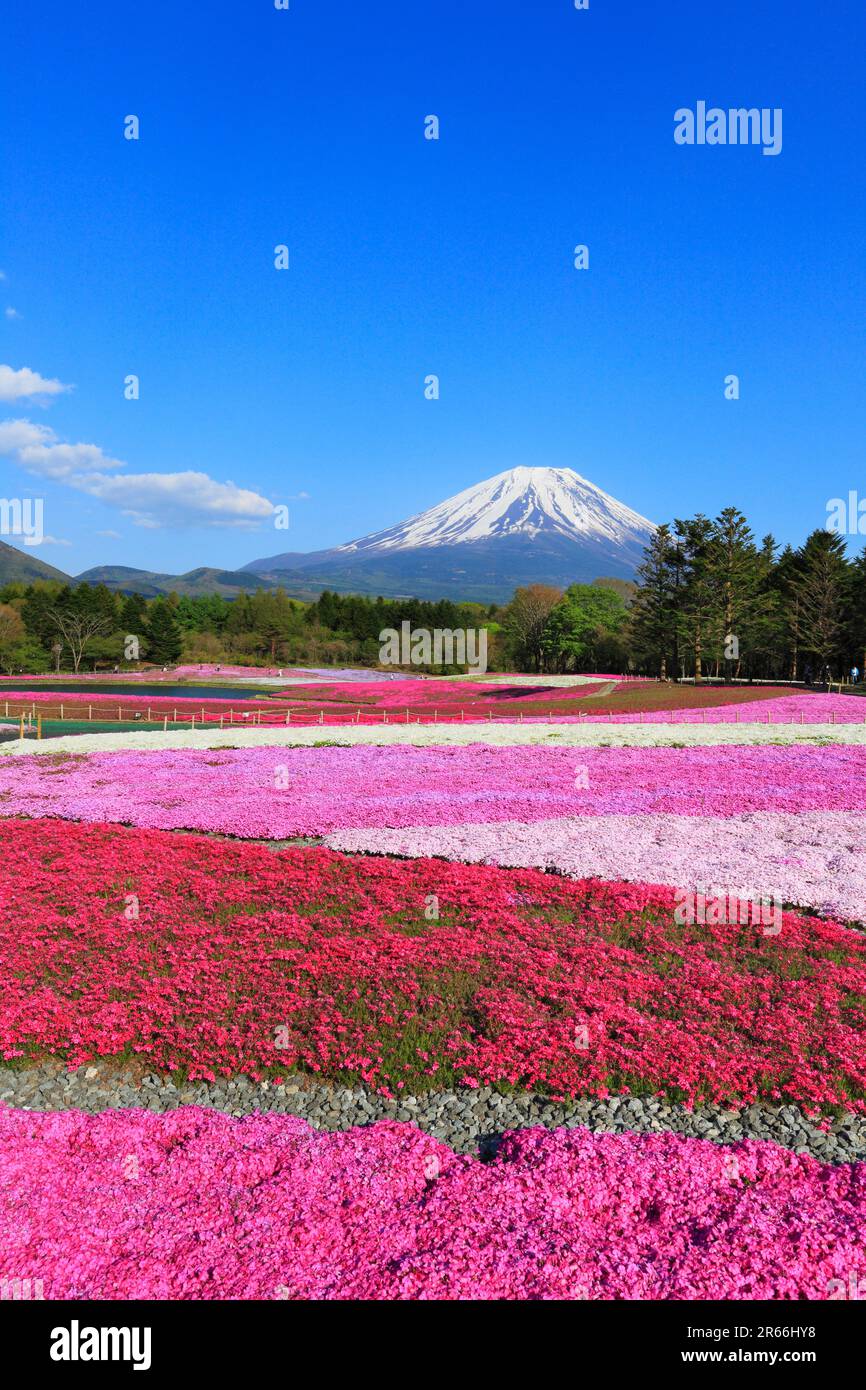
<box><xmin>244</xmin><ymin>467</ymin><xmax>656</xmax><ymax>603</ymax></box>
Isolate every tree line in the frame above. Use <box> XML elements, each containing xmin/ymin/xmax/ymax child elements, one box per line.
<box><xmin>0</xmin><ymin>581</ymin><xmax>500</xmax><ymax>675</ymax></box>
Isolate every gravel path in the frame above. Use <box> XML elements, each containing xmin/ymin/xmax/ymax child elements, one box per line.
<box><xmin>2</xmin><ymin>1063</ymin><xmax>862</xmax><ymax>1163</ymax></box>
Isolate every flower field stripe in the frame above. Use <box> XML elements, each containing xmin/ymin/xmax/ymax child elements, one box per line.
<box><xmin>326</xmin><ymin>810</ymin><xmax>866</xmax><ymax>925</ymax></box>
<box><xmin>2</xmin><ymin>818</ymin><xmax>865</xmax><ymax>1111</ymax></box>
<box><xmin>2</xmin><ymin>744</ymin><xmax>866</xmax><ymax>838</ymax></box>
<box><xmin>4</xmin><ymin>723</ymin><xmax>866</xmax><ymax>755</ymax></box>
<box><xmin>1</xmin><ymin>1107</ymin><xmax>864</xmax><ymax>1300</ymax></box>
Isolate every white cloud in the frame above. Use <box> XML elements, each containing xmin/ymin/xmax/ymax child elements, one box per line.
<box><xmin>28</xmin><ymin>534</ymin><xmax>72</xmax><ymax>547</ymax></box>
<box><xmin>0</xmin><ymin>419</ymin><xmax>123</xmax><ymax>478</ymax></box>
<box><xmin>96</xmin><ymin>529</ymin><xmax>122</xmax><ymax>539</ymax></box>
<box><xmin>0</xmin><ymin>418</ymin><xmax>276</xmax><ymax>529</ymax></box>
<box><xmin>4</xmin><ymin>307</ymin><xmax>21</xmax><ymax>320</ymax></box>
<box><xmin>0</xmin><ymin>271</ymin><xmax>7</xmax><ymax>281</ymax></box>
<box><xmin>0</xmin><ymin>364</ymin><xmax>72</xmax><ymax>402</ymax></box>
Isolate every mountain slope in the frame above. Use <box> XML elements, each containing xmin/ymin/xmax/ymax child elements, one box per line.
<box><xmin>245</xmin><ymin>466</ymin><xmax>655</xmax><ymax>601</ymax></box>
<box><xmin>0</xmin><ymin>539</ymin><xmax>72</xmax><ymax>586</ymax></box>
<box><xmin>335</xmin><ymin>466</ymin><xmax>653</xmax><ymax>553</ymax></box>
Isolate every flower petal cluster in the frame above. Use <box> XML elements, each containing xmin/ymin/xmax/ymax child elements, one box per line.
<box><xmin>1</xmin><ymin>1107</ymin><xmax>864</xmax><ymax>1300</ymax></box>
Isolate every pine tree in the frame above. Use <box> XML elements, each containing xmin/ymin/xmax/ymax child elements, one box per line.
<box><xmin>796</xmin><ymin>530</ymin><xmax>849</xmax><ymax>678</ymax></box>
<box><xmin>630</xmin><ymin>524</ymin><xmax>677</xmax><ymax>678</ymax></box>
<box><xmin>675</xmin><ymin>517</ymin><xmax>718</xmax><ymax>682</ymax></box>
<box><xmin>146</xmin><ymin>598</ymin><xmax>183</xmax><ymax>664</ymax></box>
<box><xmin>707</xmin><ymin>508</ymin><xmax>763</xmax><ymax>679</ymax></box>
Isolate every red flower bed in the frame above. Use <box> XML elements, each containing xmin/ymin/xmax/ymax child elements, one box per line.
<box><xmin>2</xmin><ymin>818</ymin><xmax>865</xmax><ymax>1111</ymax></box>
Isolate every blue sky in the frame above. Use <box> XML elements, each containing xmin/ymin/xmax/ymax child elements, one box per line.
<box><xmin>1</xmin><ymin>0</ymin><xmax>864</xmax><ymax>576</ymax></box>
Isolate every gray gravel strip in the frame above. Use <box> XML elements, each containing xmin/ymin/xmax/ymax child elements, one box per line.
<box><xmin>2</xmin><ymin>1063</ymin><xmax>863</xmax><ymax>1163</ymax></box>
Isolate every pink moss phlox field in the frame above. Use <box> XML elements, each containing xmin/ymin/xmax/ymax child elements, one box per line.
<box><xmin>1</xmin><ymin>1107</ymin><xmax>864</xmax><ymax>1299</ymax></box>
<box><xmin>3</xmin><ymin>744</ymin><xmax>866</xmax><ymax>838</ymax></box>
<box><xmin>327</xmin><ymin>810</ymin><xmax>866</xmax><ymax>924</ymax></box>
<box><xmin>2</xmin><ymin>819</ymin><xmax>865</xmax><ymax>1110</ymax></box>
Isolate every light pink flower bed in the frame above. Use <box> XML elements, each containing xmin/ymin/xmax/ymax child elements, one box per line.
<box><xmin>327</xmin><ymin>810</ymin><xmax>866</xmax><ymax>923</ymax></box>
<box><xmin>2</xmin><ymin>744</ymin><xmax>865</xmax><ymax>839</ymax></box>
<box><xmin>2</xmin><ymin>1108</ymin><xmax>863</xmax><ymax>1300</ymax></box>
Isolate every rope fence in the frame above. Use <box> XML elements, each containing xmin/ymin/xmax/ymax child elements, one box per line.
<box><xmin>2</xmin><ymin>700</ymin><xmax>863</xmax><ymax>737</ymax></box>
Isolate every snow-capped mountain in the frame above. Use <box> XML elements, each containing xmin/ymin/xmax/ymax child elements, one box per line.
<box><xmin>244</xmin><ymin>466</ymin><xmax>655</xmax><ymax>603</ymax></box>
<box><xmin>335</xmin><ymin>467</ymin><xmax>654</xmax><ymax>554</ymax></box>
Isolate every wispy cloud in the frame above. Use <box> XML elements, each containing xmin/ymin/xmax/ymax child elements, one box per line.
<box><xmin>0</xmin><ymin>418</ymin><xmax>277</xmax><ymax>530</ymax></box>
<box><xmin>4</xmin><ymin>307</ymin><xmax>22</xmax><ymax>320</ymax></box>
<box><xmin>0</xmin><ymin>364</ymin><xmax>73</xmax><ymax>402</ymax></box>
<box><xmin>95</xmin><ymin>528</ymin><xmax>122</xmax><ymax>539</ymax></box>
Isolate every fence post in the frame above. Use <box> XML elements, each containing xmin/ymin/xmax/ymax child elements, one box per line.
<box><xmin>36</xmin><ymin>713</ymin><xmax>42</xmax><ymax>740</ymax></box>
<box><xmin>163</xmin><ymin>715</ymin><xmax>168</xmax><ymax>731</ymax></box>
<box><xmin>19</xmin><ymin>714</ymin><xmax>24</xmax><ymax>739</ymax></box>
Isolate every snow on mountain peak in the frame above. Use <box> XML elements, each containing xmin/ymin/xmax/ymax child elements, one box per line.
<box><xmin>336</xmin><ymin>466</ymin><xmax>655</xmax><ymax>554</ymax></box>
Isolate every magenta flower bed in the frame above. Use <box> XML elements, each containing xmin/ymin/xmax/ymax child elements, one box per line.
<box><xmin>1</xmin><ymin>1108</ymin><xmax>863</xmax><ymax>1300</ymax></box>
<box><xmin>327</xmin><ymin>810</ymin><xmax>866</xmax><ymax>924</ymax></box>
<box><xmin>2</xmin><ymin>744</ymin><xmax>866</xmax><ymax>839</ymax></box>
